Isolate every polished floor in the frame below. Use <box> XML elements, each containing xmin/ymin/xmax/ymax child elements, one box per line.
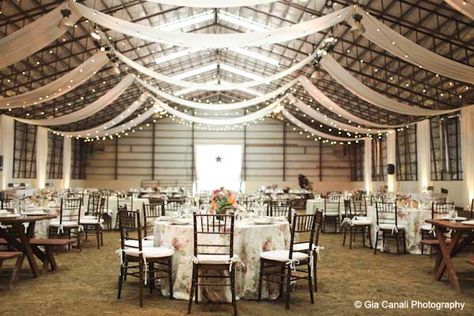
<box><xmin>0</xmin><ymin>230</ymin><xmax>473</xmax><ymax>315</ymax></box>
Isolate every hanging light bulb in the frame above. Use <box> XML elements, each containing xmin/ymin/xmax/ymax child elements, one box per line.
<box><xmin>350</xmin><ymin>14</ymin><xmax>365</xmax><ymax>36</ymax></box>
<box><xmin>108</xmin><ymin>62</ymin><xmax>121</xmax><ymax>75</ymax></box>
<box><xmin>311</xmin><ymin>70</ymin><xmax>322</xmax><ymax>80</ymax></box>
<box><xmin>57</xmin><ymin>9</ymin><xmax>74</xmax><ymax>29</ymax></box>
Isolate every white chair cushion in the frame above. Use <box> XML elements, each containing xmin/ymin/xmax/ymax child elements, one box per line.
<box><xmin>260</xmin><ymin>250</ymin><xmax>309</xmax><ymax>262</ymax></box>
<box><xmin>49</xmin><ymin>220</ymin><xmax>78</xmax><ymax>228</ymax></box>
<box><xmin>80</xmin><ymin>218</ymin><xmax>104</xmax><ymax>225</ymax></box>
<box><xmin>378</xmin><ymin>223</ymin><xmax>405</xmax><ymax>231</ymax></box>
<box><xmin>324</xmin><ymin>211</ymin><xmax>339</xmax><ymax>216</ymax></box>
<box><xmin>351</xmin><ymin>217</ymin><xmax>372</xmax><ymax>226</ymax></box>
<box><xmin>124</xmin><ymin>239</ymin><xmax>154</xmax><ymax>248</ymax></box>
<box><xmin>144</xmin><ymin>235</ymin><xmax>154</xmax><ymax>241</ymax></box>
<box><xmin>124</xmin><ymin>246</ymin><xmax>174</xmax><ymax>258</ymax></box>
<box><xmin>195</xmin><ymin>254</ymin><xmax>231</xmax><ymax>265</ymax></box>
<box><xmin>420</xmin><ymin>223</ymin><xmax>432</xmax><ymax>231</ymax></box>
<box><xmin>292</xmin><ymin>242</ymin><xmax>318</xmax><ymax>252</ymax></box>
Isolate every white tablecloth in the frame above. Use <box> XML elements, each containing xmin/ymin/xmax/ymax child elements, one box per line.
<box><xmin>305</xmin><ymin>198</ymin><xmax>345</xmax><ymax>214</ymax></box>
<box><xmin>153</xmin><ymin>219</ymin><xmax>290</xmax><ymax>301</ymax></box>
<box><xmin>367</xmin><ymin>206</ymin><xmax>431</xmax><ymax>254</ymax></box>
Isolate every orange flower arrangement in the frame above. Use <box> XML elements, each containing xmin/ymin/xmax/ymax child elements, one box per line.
<box><xmin>210</xmin><ymin>187</ymin><xmax>237</xmax><ymax>214</ymax></box>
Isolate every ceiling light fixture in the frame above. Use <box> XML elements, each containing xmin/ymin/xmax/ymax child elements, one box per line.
<box><xmin>350</xmin><ymin>14</ymin><xmax>365</xmax><ymax>36</ymax></box>
<box><xmin>58</xmin><ymin>9</ymin><xmax>74</xmax><ymax>29</ymax></box>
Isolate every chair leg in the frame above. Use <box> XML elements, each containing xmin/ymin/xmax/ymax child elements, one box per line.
<box><xmin>117</xmin><ymin>264</ymin><xmax>124</xmax><ymax>299</ymax></box>
<box><xmin>313</xmin><ymin>253</ymin><xmax>318</xmax><ymax>292</ymax></box>
<box><xmin>149</xmin><ymin>263</ymin><xmax>154</xmax><ymax>294</ymax></box>
<box><xmin>188</xmin><ymin>264</ymin><xmax>196</xmax><ymax>314</ymax></box>
<box><xmin>257</xmin><ymin>259</ymin><xmax>264</xmax><ymax>301</ymax></box>
<box><xmin>349</xmin><ymin>226</ymin><xmax>353</xmax><ymax>249</ymax></box>
<box><xmin>342</xmin><ymin>225</ymin><xmax>347</xmax><ymax>246</ymax></box>
<box><xmin>403</xmin><ymin>231</ymin><xmax>407</xmax><ymax>254</ymax></box>
<box><xmin>278</xmin><ymin>265</ymin><xmax>285</xmax><ymax>298</ymax></box>
<box><xmin>420</xmin><ymin>230</ymin><xmax>425</xmax><ymax>255</ymax></box>
<box><xmin>138</xmin><ymin>258</ymin><xmax>144</xmax><ymax>307</ymax></box>
<box><xmin>307</xmin><ymin>261</ymin><xmax>314</xmax><ymax>304</ymax></box>
<box><xmin>230</xmin><ymin>267</ymin><xmax>238</xmax><ymax>315</ymax></box>
<box><xmin>368</xmin><ymin>226</ymin><xmax>373</xmax><ymax>249</ymax></box>
<box><xmin>321</xmin><ymin>216</ymin><xmax>325</xmax><ymax>233</ymax></box>
<box><xmin>396</xmin><ymin>233</ymin><xmax>400</xmax><ymax>255</ymax></box>
<box><xmin>96</xmin><ymin>226</ymin><xmax>101</xmax><ymax>250</ymax></box>
<box><xmin>168</xmin><ymin>257</ymin><xmax>173</xmax><ymax>299</ymax></box>
<box><xmin>285</xmin><ymin>265</ymin><xmax>291</xmax><ymax>310</ymax></box>
<box><xmin>374</xmin><ymin>233</ymin><xmax>379</xmax><ymax>254</ymax></box>
<box><xmin>362</xmin><ymin>226</ymin><xmax>366</xmax><ymax>247</ymax></box>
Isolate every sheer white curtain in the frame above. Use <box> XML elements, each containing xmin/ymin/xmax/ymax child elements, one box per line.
<box><xmin>386</xmin><ymin>131</ymin><xmax>397</xmax><ymax>192</ymax></box>
<box><xmin>62</xmin><ymin>137</ymin><xmax>72</xmax><ymax>189</ymax></box>
<box><xmin>364</xmin><ymin>138</ymin><xmax>372</xmax><ymax>193</ymax></box>
<box><xmin>70</xmin><ymin>1</ymin><xmax>352</xmax><ymax>48</ymax></box>
<box><xmin>461</xmin><ymin>106</ymin><xmax>474</xmax><ymax>204</ymax></box>
<box><xmin>0</xmin><ymin>115</ymin><xmax>15</xmax><ymax>190</ymax></box>
<box><xmin>0</xmin><ymin>3</ymin><xmax>80</xmax><ymax>69</ymax></box>
<box><xmin>354</xmin><ymin>9</ymin><xmax>474</xmax><ymax>84</ymax></box>
<box><xmin>36</xmin><ymin>127</ymin><xmax>49</xmax><ymax>189</ymax></box>
<box><xmin>320</xmin><ymin>55</ymin><xmax>461</xmax><ymax>116</ymax></box>
<box><xmin>0</xmin><ymin>52</ymin><xmax>108</xmax><ymax>109</ymax></box>
<box><xmin>445</xmin><ymin>0</ymin><xmax>474</xmax><ymax>19</ymax></box>
<box><xmin>145</xmin><ymin>0</ymin><xmax>276</xmax><ymax>7</ymax></box>
<box><xmin>416</xmin><ymin>119</ymin><xmax>432</xmax><ymax>192</ymax></box>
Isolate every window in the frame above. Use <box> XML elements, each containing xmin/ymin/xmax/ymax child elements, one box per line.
<box><xmin>396</xmin><ymin>126</ymin><xmax>417</xmax><ymax>181</ymax></box>
<box><xmin>47</xmin><ymin>133</ymin><xmax>63</xmax><ymax>179</ymax></box>
<box><xmin>430</xmin><ymin>114</ymin><xmax>462</xmax><ymax>180</ymax></box>
<box><xmin>71</xmin><ymin>139</ymin><xmax>91</xmax><ymax>179</ymax></box>
<box><xmin>348</xmin><ymin>143</ymin><xmax>364</xmax><ymax>181</ymax></box>
<box><xmin>13</xmin><ymin>121</ymin><xmax>37</xmax><ymax>179</ymax></box>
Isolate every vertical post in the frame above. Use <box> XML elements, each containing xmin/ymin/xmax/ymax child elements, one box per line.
<box><xmin>151</xmin><ymin>122</ymin><xmax>156</xmax><ymax>181</ymax></box>
<box><xmin>319</xmin><ymin>142</ymin><xmax>322</xmax><ymax>181</ymax></box>
<box><xmin>114</xmin><ymin>138</ymin><xmax>118</xmax><ymax>180</ymax></box>
<box><xmin>243</xmin><ymin>123</ymin><xmax>247</xmax><ymax>181</ymax></box>
<box><xmin>191</xmin><ymin>121</ymin><xmax>195</xmax><ymax>184</ymax></box>
<box><xmin>283</xmin><ymin>124</ymin><xmax>286</xmax><ymax>181</ymax></box>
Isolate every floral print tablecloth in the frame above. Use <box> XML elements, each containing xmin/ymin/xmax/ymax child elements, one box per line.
<box><xmin>367</xmin><ymin>206</ymin><xmax>431</xmax><ymax>254</ymax></box>
<box><xmin>153</xmin><ymin>219</ymin><xmax>290</xmax><ymax>301</ymax></box>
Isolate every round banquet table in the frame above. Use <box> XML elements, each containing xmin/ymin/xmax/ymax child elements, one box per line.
<box><xmin>153</xmin><ymin>218</ymin><xmax>290</xmax><ymax>301</ymax></box>
<box><xmin>367</xmin><ymin>206</ymin><xmax>432</xmax><ymax>254</ymax></box>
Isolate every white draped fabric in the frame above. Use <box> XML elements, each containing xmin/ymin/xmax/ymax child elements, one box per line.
<box><xmin>151</xmin><ymin>95</ymin><xmax>282</xmax><ymax>126</ymax></box>
<box><xmin>445</xmin><ymin>0</ymin><xmax>474</xmax><ymax>19</ymax></box>
<box><xmin>55</xmin><ymin>93</ymin><xmax>150</xmax><ymax>137</ymax></box>
<box><xmin>461</xmin><ymin>106</ymin><xmax>474</xmax><ymax>204</ymax></box>
<box><xmin>0</xmin><ymin>4</ymin><xmax>81</xmax><ymax>69</ymax></box>
<box><xmin>138</xmin><ymin>77</ymin><xmax>297</xmax><ymax>110</ymax></box>
<box><xmin>0</xmin><ymin>115</ymin><xmax>15</xmax><ymax>190</ymax></box>
<box><xmin>299</xmin><ymin>77</ymin><xmax>414</xmax><ymax>128</ymax></box>
<box><xmin>36</xmin><ymin>127</ymin><xmax>49</xmax><ymax>189</ymax></box>
<box><xmin>386</xmin><ymin>131</ymin><xmax>397</xmax><ymax>192</ymax></box>
<box><xmin>0</xmin><ymin>52</ymin><xmax>109</xmax><ymax>109</ymax></box>
<box><xmin>116</xmin><ymin>50</ymin><xmax>316</xmax><ymax>90</ymax></box>
<box><xmin>145</xmin><ymin>0</ymin><xmax>276</xmax><ymax>7</ymax></box>
<box><xmin>286</xmin><ymin>94</ymin><xmax>387</xmax><ymax>134</ymax></box>
<box><xmin>355</xmin><ymin>9</ymin><xmax>474</xmax><ymax>84</ymax></box>
<box><xmin>69</xmin><ymin>1</ymin><xmax>352</xmax><ymax>48</ymax></box>
<box><xmin>15</xmin><ymin>74</ymin><xmax>135</xmax><ymax>126</ymax></box>
<box><xmin>416</xmin><ymin>119</ymin><xmax>432</xmax><ymax>192</ymax></box>
<box><xmin>62</xmin><ymin>137</ymin><xmax>71</xmax><ymax>189</ymax></box>
<box><xmin>320</xmin><ymin>55</ymin><xmax>459</xmax><ymax>116</ymax></box>
<box><xmin>282</xmin><ymin>110</ymin><xmax>358</xmax><ymax>142</ymax></box>
<box><xmin>364</xmin><ymin>138</ymin><xmax>373</xmax><ymax>193</ymax></box>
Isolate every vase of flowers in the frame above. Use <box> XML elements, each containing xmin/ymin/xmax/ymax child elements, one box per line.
<box><xmin>211</xmin><ymin>187</ymin><xmax>237</xmax><ymax>215</ymax></box>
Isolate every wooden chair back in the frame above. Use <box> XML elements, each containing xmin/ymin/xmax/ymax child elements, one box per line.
<box><xmin>375</xmin><ymin>202</ymin><xmax>398</xmax><ymax>227</ymax></box>
<box><xmin>432</xmin><ymin>202</ymin><xmax>455</xmax><ymax>219</ymax></box>
<box><xmin>349</xmin><ymin>198</ymin><xmax>368</xmax><ymax>217</ymax></box>
<box><xmin>118</xmin><ymin>207</ymin><xmax>143</xmax><ymax>253</ymax></box>
<box><xmin>143</xmin><ymin>203</ymin><xmax>164</xmax><ymax>236</ymax></box>
<box><xmin>289</xmin><ymin>213</ymin><xmax>318</xmax><ymax>258</ymax></box>
<box><xmin>59</xmin><ymin>198</ymin><xmax>82</xmax><ymax>224</ymax></box>
<box><xmin>192</xmin><ymin>213</ymin><xmax>235</xmax><ymax>258</ymax></box>
<box><xmin>266</xmin><ymin>200</ymin><xmax>291</xmax><ymax>221</ymax></box>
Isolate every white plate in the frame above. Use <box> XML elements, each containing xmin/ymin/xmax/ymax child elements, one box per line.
<box><xmin>253</xmin><ymin>218</ymin><xmax>273</xmax><ymax>225</ymax></box>
<box><xmin>461</xmin><ymin>220</ymin><xmax>474</xmax><ymax>225</ymax></box>
<box><xmin>441</xmin><ymin>216</ymin><xmax>467</xmax><ymax>221</ymax></box>
<box><xmin>158</xmin><ymin>216</ymin><xmax>176</xmax><ymax>222</ymax></box>
<box><xmin>171</xmin><ymin>219</ymin><xmax>191</xmax><ymax>225</ymax></box>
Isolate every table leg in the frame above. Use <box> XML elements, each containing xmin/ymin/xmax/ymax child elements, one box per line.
<box><xmin>434</xmin><ymin>227</ymin><xmax>462</xmax><ymax>291</ymax></box>
<box><xmin>12</xmin><ymin>223</ymin><xmax>41</xmax><ymax>278</ymax></box>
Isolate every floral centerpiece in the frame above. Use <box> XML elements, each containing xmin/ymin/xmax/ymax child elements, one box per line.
<box><xmin>211</xmin><ymin>187</ymin><xmax>237</xmax><ymax>215</ymax></box>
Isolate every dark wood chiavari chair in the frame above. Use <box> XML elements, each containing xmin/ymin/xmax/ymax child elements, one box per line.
<box><xmin>143</xmin><ymin>203</ymin><xmax>165</xmax><ymax>238</ymax></box>
<box><xmin>81</xmin><ymin>195</ymin><xmax>105</xmax><ymax>249</ymax></box>
<box><xmin>165</xmin><ymin>198</ymin><xmax>184</xmax><ymax>214</ymax></box>
<box><xmin>117</xmin><ymin>207</ymin><xmax>174</xmax><ymax>307</ymax></box>
<box><xmin>374</xmin><ymin>202</ymin><xmax>406</xmax><ymax>255</ymax></box>
<box><xmin>322</xmin><ymin>196</ymin><xmax>341</xmax><ymax>233</ymax></box>
<box><xmin>48</xmin><ymin>197</ymin><xmax>83</xmax><ymax>250</ymax></box>
<box><xmin>115</xmin><ymin>196</ymin><xmax>134</xmax><ymax>229</ymax></box>
<box><xmin>0</xmin><ymin>198</ymin><xmax>14</xmax><ymax>211</ymax></box>
<box><xmin>420</xmin><ymin>202</ymin><xmax>455</xmax><ymax>255</ymax></box>
<box><xmin>342</xmin><ymin>198</ymin><xmax>372</xmax><ymax>249</ymax></box>
<box><xmin>266</xmin><ymin>200</ymin><xmax>292</xmax><ymax>222</ymax></box>
<box><xmin>258</xmin><ymin>213</ymin><xmax>317</xmax><ymax>310</ymax></box>
<box><xmin>188</xmin><ymin>213</ymin><xmax>237</xmax><ymax>315</ymax></box>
